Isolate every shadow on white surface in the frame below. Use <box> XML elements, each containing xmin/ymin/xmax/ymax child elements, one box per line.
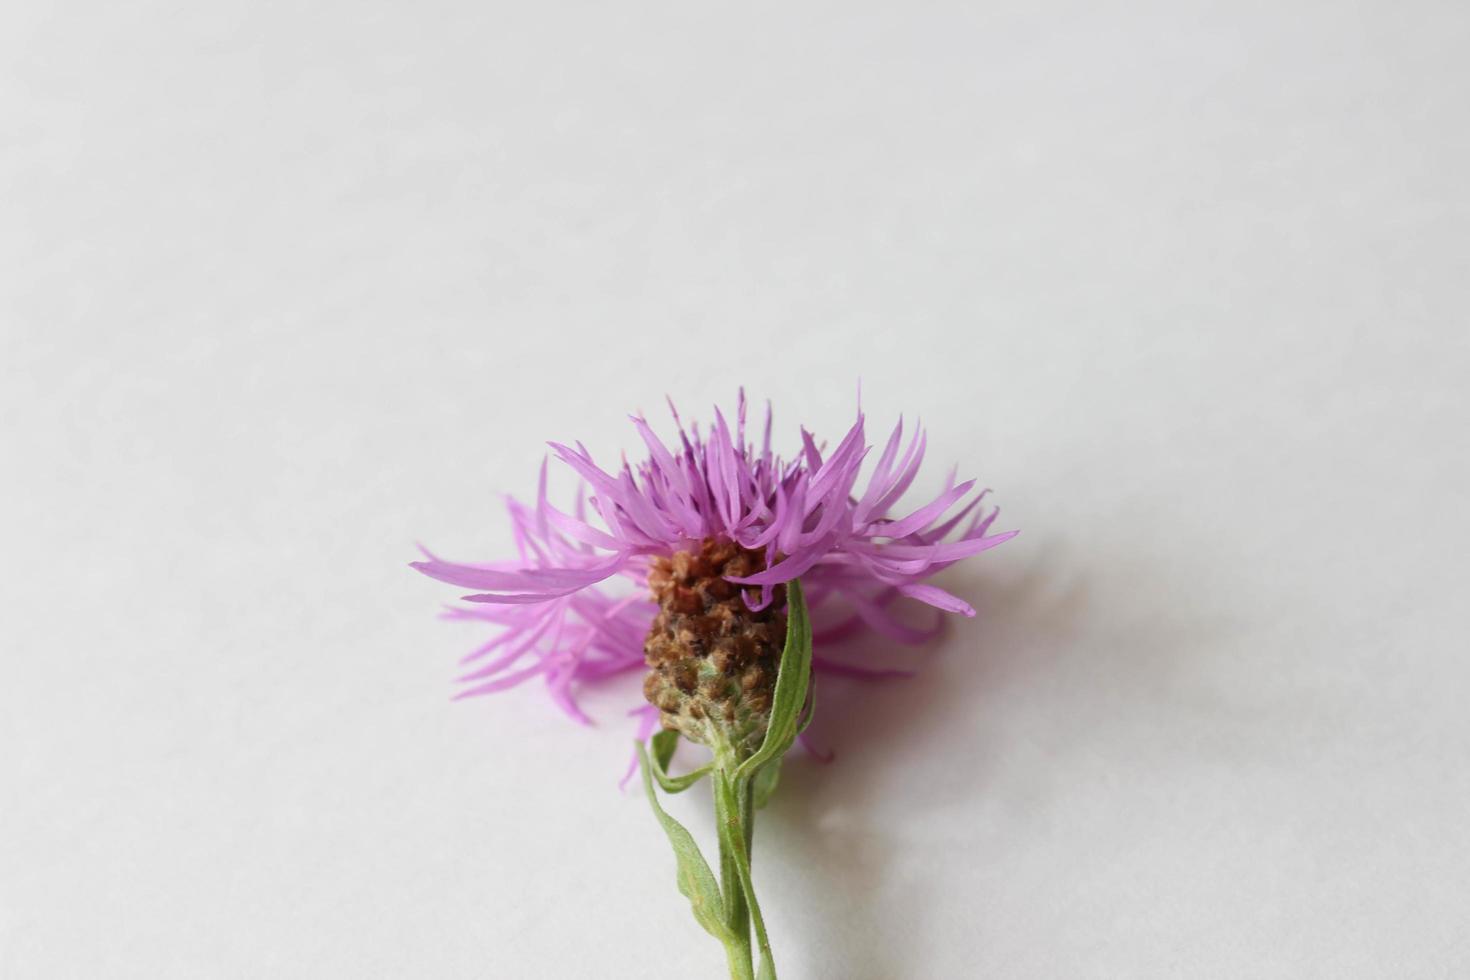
<box><xmin>759</xmin><ymin>548</ymin><xmax>1093</xmax><ymax>978</ymax></box>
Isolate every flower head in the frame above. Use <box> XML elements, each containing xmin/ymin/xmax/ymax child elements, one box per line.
<box><xmin>413</xmin><ymin>391</ymin><xmax>1016</xmax><ymax>737</ymax></box>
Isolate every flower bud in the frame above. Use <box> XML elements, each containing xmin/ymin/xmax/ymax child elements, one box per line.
<box><xmin>642</xmin><ymin>540</ymin><xmax>787</xmax><ymax>757</ymax></box>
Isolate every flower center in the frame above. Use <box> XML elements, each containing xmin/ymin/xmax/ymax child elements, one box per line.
<box><xmin>642</xmin><ymin>539</ymin><xmax>788</xmax><ymax>752</ymax></box>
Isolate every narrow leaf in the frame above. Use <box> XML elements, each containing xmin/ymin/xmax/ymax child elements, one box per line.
<box><xmin>797</xmin><ymin>683</ymin><xmax>816</xmax><ymax>735</ymax></box>
<box><xmin>650</xmin><ymin>729</ymin><xmax>713</xmax><ymax>793</ymax></box>
<box><xmin>652</xmin><ymin>729</ymin><xmax>678</xmax><ymax>771</ymax></box>
<box><xmin>735</xmin><ymin>578</ymin><xmax>813</xmax><ymax>781</ymax></box>
<box><xmin>637</xmin><ymin>742</ymin><xmax>732</xmax><ymax>942</ymax></box>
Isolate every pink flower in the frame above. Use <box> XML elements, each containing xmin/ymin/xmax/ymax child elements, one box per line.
<box><xmin>413</xmin><ymin>392</ymin><xmax>1016</xmax><ymax>727</ymax></box>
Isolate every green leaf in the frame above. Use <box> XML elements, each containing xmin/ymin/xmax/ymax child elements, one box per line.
<box><xmin>797</xmin><ymin>683</ymin><xmax>816</xmax><ymax>735</ymax></box>
<box><xmin>652</xmin><ymin>729</ymin><xmax>678</xmax><ymax>771</ymax></box>
<box><xmin>649</xmin><ymin>729</ymin><xmax>713</xmax><ymax>793</ymax></box>
<box><xmin>752</xmin><ymin>756</ymin><xmax>781</xmax><ymax>810</ymax></box>
<box><xmin>637</xmin><ymin>742</ymin><xmax>733</xmax><ymax>942</ymax></box>
<box><xmin>734</xmin><ymin>578</ymin><xmax>813</xmax><ymax>782</ymax></box>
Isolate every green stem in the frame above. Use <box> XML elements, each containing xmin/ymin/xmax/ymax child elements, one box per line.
<box><xmin>714</xmin><ymin>768</ymin><xmax>755</xmax><ymax>979</ymax></box>
<box><xmin>715</xmin><ymin>768</ymin><xmax>775</xmax><ymax>979</ymax></box>
<box><xmin>732</xmin><ymin>781</ymin><xmax>774</xmax><ymax>978</ymax></box>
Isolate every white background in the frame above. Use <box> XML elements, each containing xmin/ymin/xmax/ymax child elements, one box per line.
<box><xmin>4</xmin><ymin>2</ymin><xmax>1468</xmax><ymax>977</ymax></box>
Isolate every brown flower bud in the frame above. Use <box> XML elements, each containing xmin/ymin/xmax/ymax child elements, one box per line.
<box><xmin>642</xmin><ymin>539</ymin><xmax>787</xmax><ymax>755</ymax></box>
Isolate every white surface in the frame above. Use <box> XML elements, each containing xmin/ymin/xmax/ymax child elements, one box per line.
<box><xmin>4</xmin><ymin>2</ymin><xmax>1469</xmax><ymax>977</ymax></box>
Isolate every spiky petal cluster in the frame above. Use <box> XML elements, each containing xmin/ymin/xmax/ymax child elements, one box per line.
<box><xmin>413</xmin><ymin>393</ymin><xmax>1016</xmax><ymax>723</ymax></box>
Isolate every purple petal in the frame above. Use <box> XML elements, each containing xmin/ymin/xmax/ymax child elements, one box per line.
<box><xmin>897</xmin><ymin>582</ymin><xmax>976</xmax><ymax>617</ymax></box>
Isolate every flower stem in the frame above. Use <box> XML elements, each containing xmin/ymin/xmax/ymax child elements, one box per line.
<box><xmin>714</xmin><ymin>767</ymin><xmax>755</xmax><ymax>979</ymax></box>
<box><xmin>715</xmin><ymin>766</ymin><xmax>776</xmax><ymax>980</ymax></box>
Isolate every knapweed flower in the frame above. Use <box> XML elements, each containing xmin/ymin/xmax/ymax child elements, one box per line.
<box><xmin>413</xmin><ymin>391</ymin><xmax>1014</xmax><ymax>979</ymax></box>
<box><xmin>414</xmin><ymin>392</ymin><xmax>1015</xmax><ymax>752</ymax></box>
